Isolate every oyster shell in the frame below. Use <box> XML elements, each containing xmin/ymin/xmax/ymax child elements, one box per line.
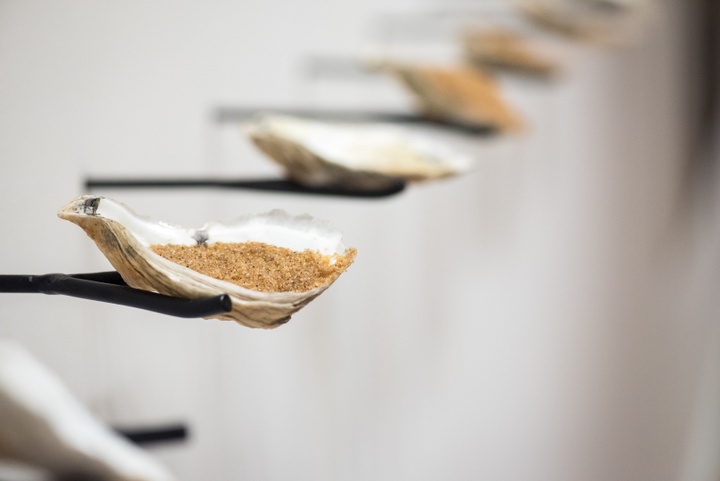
<box><xmin>376</xmin><ymin>63</ymin><xmax>524</xmax><ymax>133</ymax></box>
<box><xmin>463</xmin><ymin>29</ymin><xmax>559</xmax><ymax>78</ymax></box>
<box><xmin>0</xmin><ymin>341</ymin><xmax>175</xmax><ymax>481</ymax></box>
<box><xmin>518</xmin><ymin>0</ymin><xmax>655</xmax><ymax>45</ymax></box>
<box><xmin>58</xmin><ymin>195</ymin><xmax>355</xmax><ymax>329</ymax></box>
<box><xmin>245</xmin><ymin>114</ymin><xmax>474</xmax><ymax>191</ymax></box>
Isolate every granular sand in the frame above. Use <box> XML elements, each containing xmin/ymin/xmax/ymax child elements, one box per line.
<box><xmin>151</xmin><ymin>241</ymin><xmax>355</xmax><ymax>292</ymax></box>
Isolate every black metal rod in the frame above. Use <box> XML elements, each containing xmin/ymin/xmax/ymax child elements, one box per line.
<box><xmin>0</xmin><ymin>275</ymin><xmax>40</xmax><ymax>293</ymax></box>
<box><xmin>85</xmin><ymin>177</ymin><xmax>406</xmax><ymax>198</ymax></box>
<box><xmin>115</xmin><ymin>424</ymin><xmax>188</xmax><ymax>445</ymax></box>
<box><xmin>0</xmin><ymin>273</ymin><xmax>232</xmax><ymax>318</ymax></box>
<box><xmin>70</xmin><ymin>271</ymin><xmax>126</xmax><ymax>285</ymax></box>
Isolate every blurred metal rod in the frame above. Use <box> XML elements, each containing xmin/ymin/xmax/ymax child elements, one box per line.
<box><xmin>114</xmin><ymin>424</ymin><xmax>189</xmax><ymax>446</ymax></box>
<box><xmin>215</xmin><ymin>106</ymin><xmax>497</xmax><ymax>135</ymax></box>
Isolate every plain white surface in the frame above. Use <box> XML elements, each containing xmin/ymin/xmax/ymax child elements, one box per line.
<box><xmin>1</xmin><ymin>1</ymin><xmax>719</xmax><ymax>480</ymax></box>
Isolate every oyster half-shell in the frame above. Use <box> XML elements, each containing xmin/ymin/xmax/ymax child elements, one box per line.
<box><xmin>463</xmin><ymin>29</ymin><xmax>560</xmax><ymax>78</ymax></box>
<box><xmin>518</xmin><ymin>0</ymin><xmax>655</xmax><ymax>45</ymax></box>
<box><xmin>376</xmin><ymin>63</ymin><xmax>524</xmax><ymax>133</ymax></box>
<box><xmin>58</xmin><ymin>195</ymin><xmax>355</xmax><ymax>329</ymax></box>
<box><xmin>246</xmin><ymin>114</ymin><xmax>474</xmax><ymax>191</ymax></box>
<box><xmin>0</xmin><ymin>341</ymin><xmax>175</xmax><ymax>481</ymax></box>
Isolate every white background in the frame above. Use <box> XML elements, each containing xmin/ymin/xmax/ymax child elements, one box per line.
<box><xmin>1</xmin><ymin>1</ymin><xmax>719</xmax><ymax>480</ymax></box>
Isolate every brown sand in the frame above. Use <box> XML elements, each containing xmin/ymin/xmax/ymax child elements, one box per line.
<box><xmin>151</xmin><ymin>241</ymin><xmax>355</xmax><ymax>293</ymax></box>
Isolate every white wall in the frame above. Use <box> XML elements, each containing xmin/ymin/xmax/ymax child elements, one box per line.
<box><xmin>1</xmin><ymin>1</ymin><xmax>719</xmax><ymax>480</ymax></box>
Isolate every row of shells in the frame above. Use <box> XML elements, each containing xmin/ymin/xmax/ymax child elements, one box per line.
<box><xmin>59</xmin><ymin>2</ymin><xmax>657</xmax><ymax>329</ymax></box>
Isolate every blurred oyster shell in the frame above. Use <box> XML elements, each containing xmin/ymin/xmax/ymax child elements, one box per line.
<box><xmin>463</xmin><ymin>29</ymin><xmax>560</xmax><ymax>78</ymax></box>
<box><xmin>0</xmin><ymin>341</ymin><xmax>175</xmax><ymax>481</ymax></box>
<box><xmin>58</xmin><ymin>195</ymin><xmax>355</xmax><ymax>329</ymax></box>
<box><xmin>376</xmin><ymin>63</ymin><xmax>524</xmax><ymax>133</ymax></box>
<box><xmin>245</xmin><ymin>114</ymin><xmax>474</xmax><ymax>191</ymax></box>
<box><xmin>518</xmin><ymin>0</ymin><xmax>656</xmax><ymax>45</ymax></box>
